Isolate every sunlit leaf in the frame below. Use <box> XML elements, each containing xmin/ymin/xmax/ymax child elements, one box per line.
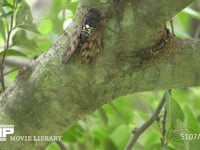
<box><xmin>2</xmin><ymin>0</ymin><xmax>13</xmax><ymax>8</ymax></box>
<box><xmin>184</xmin><ymin>105</ymin><xmax>200</xmax><ymax>133</ymax></box>
<box><xmin>0</xmin><ymin>19</ymin><xmax>6</xmax><ymax>41</ymax></box>
<box><xmin>190</xmin><ymin>139</ymin><xmax>200</xmax><ymax>150</ymax></box>
<box><xmin>16</xmin><ymin>0</ymin><xmax>23</xmax><ymax>3</ymax></box>
<box><xmin>103</xmin><ymin>137</ymin><xmax>118</xmax><ymax>150</ymax></box>
<box><xmin>183</xmin><ymin>7</ymin><xmax>200</xmax><ymax>19</ymax></box>
<box><xmin>169</xmin><ymin>120</ymin><xmax>189</xmax><ymax>150</ymax></box>
<box><xmin>38</xmin><ymin>19</ymin><xmax>53</xmax><ymax>34</ymax></box>
<box><xmin>16</xmin><ymin>1</ymin><xmax>33</xmax><ymax>25</ymax></box>
<box><xmin>12</xmin><ymin>30</ymin><xmax>38</xmax><ymax>50</ymax></box>
<box><xmin>93</xmin><ymin>130</ymin><xmax>117</xmax><ymax>150</ymax></box>
<box><xmin>0</xmin><ymin>11</ymin><xmax>14</xmax><ymax>18</ymax></box>
<box><xmin>68</xmin><ymin>1</ymin><xmax>79</xmax><ymax>13</ymax></box>
<box><xmin>71</xmin><ymin>0</ymin><xmax>79</xmax><ymax>2</ymax></box>
<box><xmin>98</xmin><ymin>108</ymin><xmax>108</xmax><ymax>125</ymax></box>
<box><xmin>16</xmin><ymin>24</ymin><xmax>40</xmax><ymax>34</ymax></box>
<box><xmin>110</xmin><ymin>125</ymin><xmax>130</xmax><ymax>149</ymax></box>
<box><xmin>45</xmin><ymin>142</ymin><xmax>60</xmax><ymax>150</ymax></box>
<box><xmin>148</xmin><ymin>143</ymin><xmax>176</xmax><ymax>150</ymax></box>
<box><xmin>166</xmin><ymin>96</ymin><xmax>184</xmax><ymax>130</ymax></box>
<box><xmin>4</xmin><ymin>69</ymin><xmax>18</xmax><ymax>83</ymax></box>
<box><xmin>61</xmin><ymin>124</ymin><xmax>84</xmax><ymax>143</ymax></box>
<box><xmin>174</xmin><ymin>7</ymin><xmax>193</xmax><ymax>38</ymax></box>
<box><xmin>0</xmin><ymin>49</ymin><xmax>27</xmax><ymax>57</ymax></box>
<box><xmin>144</xmin><ymin>131</ymin><xmax>160</xmax><ymax>146</ymax></box>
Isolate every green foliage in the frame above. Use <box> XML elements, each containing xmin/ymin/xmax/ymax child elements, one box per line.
<box><xmin>0</xmin><ymin>19</ymin><xmax>6</xmax><ymax>41</ymax></box>
<box><xmin>0</xmin><ymin>49</ymin><xmax>26</xmax><ymax>57</ymax></box>
<box><xmin>0</xmin><ymin>0</ymin><xmax>77</xmax><ymax>87</ymax></box>
<box><xmin>12</xmin><ymin>30</ymin><xmax>38</xmax><ymax>49</ymax></box>
<box><xmin>56</xmin><ymin>89</ymin><xmax>200</xmax><ymax>150</ymax></box>
<box><xmin>0</xmin><ymin>0</ymin><xmax>41</xmax><ymax>87</ymax></box>
<box><xmin>169</xmin><ymin>4</ymin><xmax>200</xmax><ymax>38</ymax></box>
<box><xmin>166</xmin><ymin>96</ymin><xmax>184</xmax><ymax>130</ymax></box>
<box><xmin>46</xmin><ymin>142</ymin><xmax>60</xmax><ymax>150</ymax></box>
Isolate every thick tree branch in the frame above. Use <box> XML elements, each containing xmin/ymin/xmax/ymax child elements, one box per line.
<box><xmin>0</xmin><ymin>0</ymin><xmax>196</xmax><ymax>149</ymax></box>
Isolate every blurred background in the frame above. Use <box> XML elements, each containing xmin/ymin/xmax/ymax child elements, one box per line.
<box><xmin>1</xmin><ymin>0</ymin><xmax>200</xmax><ymax>150</ymax></box>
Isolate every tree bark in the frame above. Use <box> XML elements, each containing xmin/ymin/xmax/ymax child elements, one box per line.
<box><xmin>0</xmin><ymin>0</ymin><xmax>197</xmax><ymax>149</ymax></box>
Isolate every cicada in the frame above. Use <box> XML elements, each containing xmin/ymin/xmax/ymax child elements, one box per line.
<box><xmin>62</xmin><ymin>8</ymin><xmax>104</xmax><ymax>64</ymax></box>
<box><xmin>80</xmin><ymin>8</ymin><xmax>104</xmax><ymax>64</ymax></box>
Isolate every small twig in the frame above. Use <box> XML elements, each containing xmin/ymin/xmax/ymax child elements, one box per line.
<box><xmin>3</xmin><ymin>68</ymin><xmax>19</xmax><ymax>76</ymax></box>
<box><xmin>0</xmin><ymin>0</ymin><xmax>16</xmax><ymax>91</ymax></box>
<box><xmin>170</xmin><ymin>19</ymin><xmax>175</xmax><ymax>36</ymax></box>
<box><xmin>125</xmin><ymin>90</ymin><xmax>170</xmax><ymax>150</ymax></box>
<box><xmin>161</xmin><ymin>89</ymin><xmax>171</xmax><ymax>147</ymax></box>
<box><xmin>56</xmin><ymin>141</ymin><xmax>68</xmax><ymax>150</ymax></box>
<box><xmin>161</xmin><ymin>105</ymin><xmax>167</xmax><ymax>146</ymax></box>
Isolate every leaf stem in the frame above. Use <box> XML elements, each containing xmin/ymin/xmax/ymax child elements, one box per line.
<box><xmin>0</xmin><ymin>0</ymin><xmax>16</xmax><ymax>91</ymax></box>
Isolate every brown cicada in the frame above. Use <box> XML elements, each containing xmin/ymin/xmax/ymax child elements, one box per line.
<box><xmin>80</xmin><ymin>8</ymin><xmax>104</xmax><ymax>64</ymax></box>
<box><xmin>62</xmin><ymin>8</ymin><xmax>104</xmax><ymax>64</ymax></box>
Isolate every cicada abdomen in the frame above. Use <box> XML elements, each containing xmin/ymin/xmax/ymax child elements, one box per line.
<box><xmin>80</xmin><ymin>8</ymin><xmax>104</xmax><ymax>64</ymax></box>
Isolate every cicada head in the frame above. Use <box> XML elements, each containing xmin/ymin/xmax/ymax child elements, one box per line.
<box><xmin>80</xmin><ymin>8</ymin><xmax>101</xmax><ymax>44</ymax></box>
<box><xmin>83</xmin><ymin>8</ymin><xmax>101</xmax><ymax>27</ymax></box>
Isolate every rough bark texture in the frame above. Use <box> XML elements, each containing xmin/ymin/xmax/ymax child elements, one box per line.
<box><xmin>0</xmin><ymin>0</ymin><xmax>197</xmax><ymax>149</ymax></box>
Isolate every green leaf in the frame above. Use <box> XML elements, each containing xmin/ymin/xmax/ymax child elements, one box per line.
<box><xmin>38</xmin><ymin>19</ymin><xmax>53</xmax><ymax>34</ymax></box>
<box><xmin>0</xmin><ymin>49</ymin><xmax>27</xmax><ymax>57</ymax></box>
<box><xmin>61</xmin><ymin>124</ymin><xmax>84</xmax><ymax>143</ymax></box>
<box><xmin>184</xmin><ymin>105</ymin><xmax>200</xmax><ymax>133</ymax></box>
<box><xmin>190</xmin><ymin>139</ymin><xmax>200</xmax><ymax>150</ymax></box>
<box><xmin>148</xmin><ymin>143</ymin><xmax>176</xmax><ymax>150</ymax></box>
<box><xmin>16</xmin><ymin>24</ymin><xmax>40</xmax><ymax>34</ymax></box>
<box><xmin>183</xmin><ymin>7</ymin><xmax>200</xmax><ymax>19</ymax></box>
<box><xmin>166</xmin><ymin>96</ymin><xmax>184</xmax><ymax>130</ymax></box>
<box><xmin>45</xmin><ymin>142</ymin><xmax>60</xmax><ymax>150</ymax></box>
<box><xmin>12</xmin><ymin>30</ymin><xmax>38</xmax><ymax>50</ymax></box>
<box><xmin>0</xmin><ymin>11</ymin><xmax>14</xmax><ymax>18</ymax></box>
<box><xmin>0</xmin><ymin>19</ymin><xmax>6</xmax><ymax>41</ymax></box>
<box><xmin>16</xmin><ymin>0</ymin><xmax>23</xmax><ymax>3</ymax></box>
<box><xmin>98</xmin><ymin>108</ymin><xmax>108</xmax><ymax>125</ymax></box>
<box><xmin>169</xmin><ymin>120</ymin><xmax>189</xmax><ymax>150</ymax></box>
<box><xmin>68</xmin><ymin>1</ymin><xmax>79</xmax><ymax>13</ymax></box>
<box><xmin>103</xmin><ymin>137</ymin><xmax>118</xmax><ymax>150</ymax></box>
<box><xmin>16</xmin><ymin>1</ymin><xmax>33</xmax><ymax>25</ymax></box>
<box><xmin>110</xmin><ymin>125</ymin><xmax>130</xmax><ymax>150</ymax></box>
<box><xmin>144</xmin><ymin>131</ymin><xmax>160</xmax><ymax>146</ymax></box>
<box><xmin>93</xmin><ymin>130</ymin><xmax>118</xmax><ymax>150</ymax></box>
<box><xmin>165</xmin><ymin>97</ymin><xmax>193</xmax><ymax>150</ymax></box>
<box><xmin>2</xmin><ymin>0</ymin><xmax>13</xmax><ymax>8</ymax></box>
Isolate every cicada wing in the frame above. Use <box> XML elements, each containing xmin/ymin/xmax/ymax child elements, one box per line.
<box><xmin>80</xmin><ymin>25</ymin><xmax>103</xmax><ymax>64</ymax></box>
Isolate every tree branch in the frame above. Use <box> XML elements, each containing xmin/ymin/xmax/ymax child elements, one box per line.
<box><xmin>0</xmin><ymin>0</ymin><xmax>196</xmax><ymax>149</ymax></box>
<box><xmin>125</xmin><ymin>90</ymin><xmax>170</xmax><ymax>150</ymax></box>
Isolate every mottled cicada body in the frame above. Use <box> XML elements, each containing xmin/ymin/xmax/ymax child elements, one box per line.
<box><xmin>80</xmin><ymin>8</ymin><xmax>101</xmax><ymax>44</ymax></box>
<box><xmin>62</xmin><ymin>8</ymin><xmax>104</xmax><ymax>64</ymax></box>
<box><xmin>80</xmin><ymin>8</ymin><xmax>104</xmax><ymax>64</ymax></box>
